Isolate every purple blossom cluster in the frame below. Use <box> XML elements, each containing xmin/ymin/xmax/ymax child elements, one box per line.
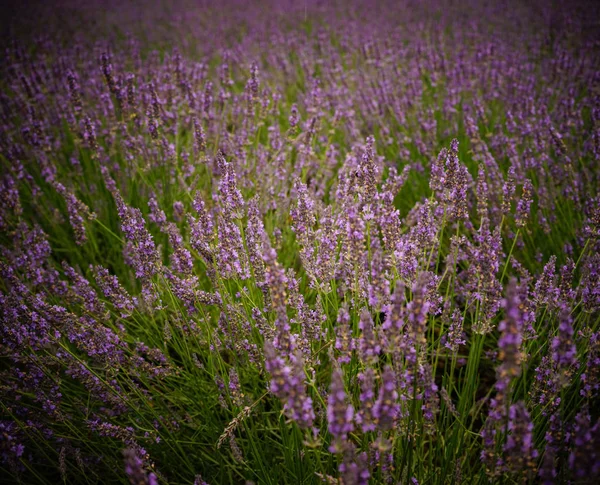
<box><xmin>0</xmin><ymin>0</ymin><xmax>599</xmax><ymax>484</ymax></box>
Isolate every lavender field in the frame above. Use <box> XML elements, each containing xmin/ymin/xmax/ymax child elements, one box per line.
<box><xmin>1</xmin><ymin>0</ymin><xmax>599</xmax><ymax>483</ymax></box>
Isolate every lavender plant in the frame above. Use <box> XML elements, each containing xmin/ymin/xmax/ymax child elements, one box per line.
<box><xmin>1</xmin><ymin>0</ymin><xmax>599</xmax><ymax>483</ymax></box>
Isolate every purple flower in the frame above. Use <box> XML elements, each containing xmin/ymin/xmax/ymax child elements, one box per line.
<box><xmin>0</xmin><ymin>421</ymin><xmax>25</xmax><ymax>465</ymax></box>
<box><xmin>551</xmin><ymin>305</ymin><xmax>577</xmax><ymax>369</ymax></box>
<box><xmin>382</xmin><ymin>282</ymin><xmax>405</xmax><ymax>347</ymax></box>
<box><xmin>91</xmin><ymin>265</ymin><xmax>137</xmax><ymax>317</ymax></box>
<box><xmin>215</xmin><ymin>150</ymin><xmax>244</xmax><ymax>217</ymax></box>
<box><xmin>66</xmin><ymin>69</ymin><xmax>82</xmax><ymax>112</ymax></box>
<box><xmin>265</xmin><ymin>343</ymin><xmax>314</xmax><ymax>429</ymax></box>
<box><xmin>372</xmin><ymin>366</ymin><xmax>399</xmax><ymax>432</ymax></box>
<box><xmin>356</xmin><ymin>368</ymin><xmax>376</xmax><ymax>433</ymax></box>
<box><xmin>327</xmin><ymin>369</ymin><xmax>354</xmax><ymax>452</ymax></box>
<box><xmin>54</xmin><ymin>182</ymin><xmax>96</xmax><ymax>245</ymax></box>
<box><xmin>443</xmin><ymin>310</ymin><xmax>466</xmax><ymax>352</ymax></box>
<box><xmin>358</xmin><ymin>309</ymin><xmax>380</xmax><ymax>364</ymax></box>
<box><xmin>246</xmin><ymin>197</ymin><xmax>271</xmax><ymax>305</ymax></box>
<box><xmin>123</xmin><ymin>447</ymin><xmax>158</xmax><ymax>485</ymax></box>
<box><xmin>496</xmin><ymin>279</ymin><xmax>524</xmax><ymax>392</ymax></box>
<box><xmin>501</xmin><ymin>167</ymin><xmax>516</xmax><ymax>216</ymax></box>
<box><xmin>339</xmin><ymin>448</ymin><xmax>370</xmax><ymax>485</ymax></box>
<box><xmin>432</xmin><ymin>139</ymin><xmax>470</xmax><ymax>221</ymax></box>
<box><xmin>463</xmin><ymin>219</ymin><xmax>503</xmax><ymax>334</ymax></box>
<box><xmin>102</xmin><ymin>168</ymin><xmax>161</xmax><ymax>282</ymax></box>
<box><xmin>504</xmin><ymin>402</ymin><xmax>538</xmax><ymax>476</ymax></box>
<box><xmin>193</xmin><ymin>117</ymin><xmax>207</xmax><ymax>154</ymax></box>
<box><xmin>262</xmin><ymin>246</ymin><xmax>289</xmax><ymax>322</ymax></box>
<box><xmin>515</xmin><ymin>179</ymin><xmax>533</xmax><ymax>228</ymax></box>
<box><xmin>63</xmin><ymin>263</ymin><xmax>107</xmax><ymax>318</ymax></box>
<box><xmin>580</xmin><ymin>254</ymin><xmax>600</xmax><ymax>313</ymax></box>
<box><xmin>476</xmin><ymin>164</ymin><xmax>489</xmax><ymax>221</ymax></box>
<box><xmin>288</xmin><ymin>104</ymin><xmax>299</xmax><ymax>131</ymax></box>
<box><xmin>581</xmin><ymin>331</ymin><xmax>600</xmax><ymax>399</ymax></box>
<box><xmin>568</xmin><ymin>409</ymin><xmax>600</xmax><ymax>480</ymax></box>
<box><xmin>217</xmin><ymin>214</ymin><xmax>250</xmax><ymax>280</ymax></box>
<box><xmin>533</xmin><ymin>256</ymin><xmax>560</xmax><ymax>308</ymax></box>
<box><xmin>334</xmin><ymin>306</ymin><xmax>355</xmax><ymax>365</ymax></box>
<box><xmin>188</xmin><ymin>193</ymin><xmax>215</xmax><ymax>271</ymax></box>
<box><xmin>406</xmin><ymin>273</ymin><xmax>431</xmax><ymax>347</ymax></box>
<box><xmin>290</xmin><ymin>178</ymin><xmax>316</xmax><ymax>249</ymax></box>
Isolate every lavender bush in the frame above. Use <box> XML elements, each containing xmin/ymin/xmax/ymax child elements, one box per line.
<box><xmin>1</xmin><ymin>0</ymin><xmax>599</xmax><ymax>483</ymax></box>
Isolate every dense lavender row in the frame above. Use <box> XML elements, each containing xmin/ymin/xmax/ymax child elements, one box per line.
<box><xmin>1</xmin><ymin>0</ymin><xmax>599</xmax><ymax>483</ymax></box>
